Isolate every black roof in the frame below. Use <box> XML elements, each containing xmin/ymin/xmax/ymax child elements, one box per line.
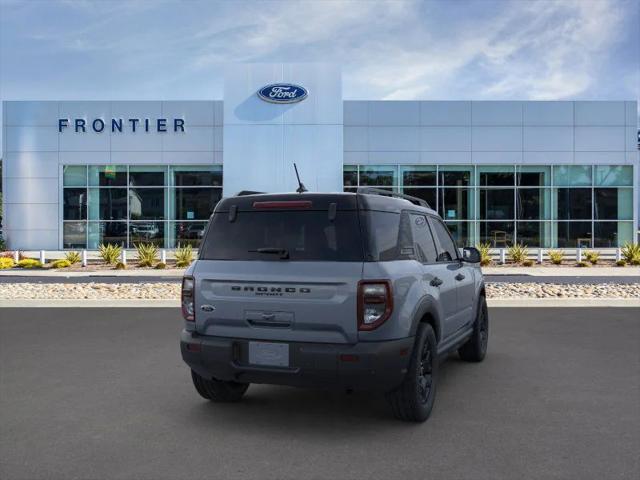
<box><xmin>215</xmin><ymin>191</ymin><xmax>439</xmax><ymax>216</ymax></box>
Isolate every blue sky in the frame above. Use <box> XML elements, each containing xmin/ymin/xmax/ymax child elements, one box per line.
<box><xmin>0</xmin><ymin>0</ymin><xmax>638</xmax><ymax>149</ymax></box>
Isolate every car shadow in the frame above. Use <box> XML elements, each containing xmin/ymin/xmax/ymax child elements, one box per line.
<box><xmin>181</xmin><ymin>355</ymin><xmax>470</xmax><ymax>435</ymax></box>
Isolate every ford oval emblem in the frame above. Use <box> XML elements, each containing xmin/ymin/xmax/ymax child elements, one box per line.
<box><xmin>257</xmin><ymin>83</ymin><xmax>308</xmax><ymax>104</ymax></box>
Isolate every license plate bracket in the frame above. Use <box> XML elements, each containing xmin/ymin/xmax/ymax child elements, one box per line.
<box><xmin>248</xmin><ymin>341</ymin><xmax>290</xmax><ymax>367</ymax></box>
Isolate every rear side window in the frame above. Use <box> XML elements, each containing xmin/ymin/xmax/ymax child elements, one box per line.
<box><xmin>409</xmin><ymin>213</ymin><xmax>438</xmax><ymax>263</ymax></box>
<box><xmin>429</xmin><ymin>217</ymin><xmax>459</xmax><ymax>262</ymax></box>
<box><xmin>200</xmin><ymin>210</ymin><xmax>363</xmax><ymax>261</ymax></box>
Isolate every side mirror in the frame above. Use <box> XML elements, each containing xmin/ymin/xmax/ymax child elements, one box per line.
<box><xmin>462</xmin><ymin>246</ymin><xmax>481</xmax><ymax>263</ymax></box>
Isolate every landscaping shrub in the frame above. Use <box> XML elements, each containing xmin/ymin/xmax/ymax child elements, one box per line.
<box><xmin>99</xmin><ymin>243</ymin><xmax>122</xmax><ymax>265</ymax></box>
<box><xmin>114</xmin><ymin>261</ymin><xmax>127</xmax><ymax>270</ymax></box>
<box><xmin>1</xmin><ymin>251</ymin><xmax>26</xmax><ymax>260</ymax></box>
<box><xmin>155</xmin><ymin>262</ymin><xmax>167</xmax><ymax>269</ymax></box>
<box><xmin>65</xmin><ymin>251</ymin><xmax>81</xmax><ymax>265</ymax></box>
<box><xmin>0</xmin><ymin>257</ymin><xmax>15</xmax><ymax>269</ymax></box>
<box><xmin>175</xmin><ymin>244</ymin><xmax>194</xmax><ymax>268</ymax></box>
<box><xmin>17</xmin><ymin>258</ymin><xmax>43</xmax><ymax>269</ymax></box>
<box><xmin>616</xmin><ymin>259</ymin><xmax>627</xmax><ymax>267</ymax></box>
<box><xmin>583</xmin><ymin>250</ymin><xmax>600</xmax><ymax>265</ymax></box>
<box><xmin>576</xmin><ymin>260</ymin><xmax>590</xmax><ymax>268</ymax></box>
<box><xmin>136</xmin><ymin>243</ymin><xmax>159</xmax><ymax>267</ymax></box>
<box><xmin>621</xmin><ymin>242</ymin><xmax>640</xmax><ymax>265</ymax></box>
<box><xmin>507</xmin><ymin>243</ymin><xmax>528</xmax><ymax>264</ymax></box>
<box><xmin>476</xmin><ymin>242</ymin><xmax>492</xmax><ymax>267</ymax></box>
<box><xmin>547</xmin><ymin>250</ymin><xmax>564</xmax><ymax>265</ymax></box>
<box><xmin>522</xmin><ymin>259</ymin><xmax>534</xmax><ymax>267</ymax></box>
<box><xmin>50</xmin><ymin>259</ymin><xmax>71</xmax><ymax>269</ymax></box>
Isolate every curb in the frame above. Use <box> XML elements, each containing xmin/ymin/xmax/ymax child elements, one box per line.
<box><xmin>487</xmin><ymin>298</ymin><xmax>640</xmax><ymax>308</ymax></box>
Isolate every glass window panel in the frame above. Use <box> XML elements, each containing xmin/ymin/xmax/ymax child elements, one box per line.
<box><xmin>172</xmin><ymin>188</ymin><xmax>222</xmax><ymax>220</ymax></box>
<box><xmin>171</xmin><ymin>221</ymin><xmax>208</xmax><ymax>248</ymax></box>
<box><xmin>444</xmin><ymin>222</ymin><xmax>470</xmax><ymax>248</ymax></box>
<box><xmin>129</xmin><ymin>188</ymin><xmax>165</xmax><ymax>220</ymax></box>
<box><xmin>129</xmin><ymin>222</ymin><xmax>165</xmax><ymax>247</ymax></box>
<box><xmin>343</xmin><ymin>187</ymin><xmax>358</xmax><ymax>193</ymax></box>
<box><xmin>594</xmin><ymin>165</ymin><xmax>633</xmax><ymax>186</ymax></box>
<box><xmin>478</xmin><ymin>166</ymin><xmax>514</xmax><ymax>186</ymax></box>
<box><xmin>439</xmin><ymin>188</ymin><xmax>473</xmax><ymax>220</ymax></box>
<box><xmin>556</xmin><ymin>188</ymin><xmax>591</xmax><ymax>220</ymax></box>
<box><xmin>359</xmin><ymin>165</ymin><xmax>397</xmax><ymax>186</ymax></box>
<box><xmin>479</xmin><ymin>222</ymin><xmax>514</xmax><ymax>247</ymax></box>
<box><xmin>517</xmin><ymin>188</ymin><xmax>550</xmax><ymax>220</ymax></box>
<box><xmin>408</xmin><ymin>214</ymin><xmax>438</xmax><ymax>263</ymax></box>
<box><xmin>63</xmin><ymin>188</ymin><xmax>87</xmax><ymax>220</ymax></box>
<box><xmin>129</xmin><ymin>165</ymin><xmax>165</xmax><ymax>186</ymax></box>
<box><xmin>516</xmin><ymin>222</ymin><xmax>551</xmax><ymax>247</ymax></box>
<box><xmin>553</xmin><ymin>165</ymin><xmax>591</xmax><ymax>186</ymax></box>
<box><xmin>88</xmin><ymin>222</ymin><xmax>127</xmax><ymax>249</ymax></box>
<box><xmin>171</xmin><ymin>165</ymin><xmax>222</xmax><ymax>186</ymax></box>
<box><xmin>429</xmin><ymin>217</ymin><xmax>459</xmax><ymax>262</ymax></box>
<box><xmin>88</xmin><ymin>188</ymin><xmax>128</xmax><ymax>220</ymax></box>
<box><xmin>401</xmin><ymin>166</ymin><xmax>436</xmax><ymax>186</ymax></box>
<box><xmin>555</xmin><ymin>221</ymin><xmax>592</xmax><ymax>248</ymax></box>
<box><xmin>402</xmin><ymin>188</ymin><xmax>436</xmax><ymax>210</ymax></box>
<box><xmin>479</xmin><ymin>188</ymin><xmax>514</xmax><ymax>220</ymax></box>
<box><xmin>594</xmin><ymin>188</ymin><xmax>633</xmax><ymax>220</ymax></box>
<box><xmin>63</xmin><ymin>166</ymin><xmax>87</xmax><ymax>187</ymax></box>
<box><xmin>438</xmin><ymin>165</ymin><xmax>472</xmax><ymax>187</ymax></box>
<box><xmin>88</xmin><ymin>165</ymin><xmax>127</xmax><ymax>186</ymax></box>
<box><xmin>63</xmin><ymin>222</ymin><xmax>87</xmax><ymax>248</ymax></box>
<box><xmin>517</xmin><ymin>166</ymin><xmax>550</xmax><ymax>186</ymax></box>
<box><xmin>343</xmin><ymin>165</ymin><xmax>358</xmax><ymax>186</ymax></box>
<box><xmin>593</xmin><ymin>222</ymin><xmax>633</xmax><ymax>247</ymax></box>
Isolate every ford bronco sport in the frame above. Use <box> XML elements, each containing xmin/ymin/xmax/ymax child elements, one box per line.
<box><xmin>180</xmin><ymin>189</ymin><xmax>487</xmax><ymax>422</ymax></box>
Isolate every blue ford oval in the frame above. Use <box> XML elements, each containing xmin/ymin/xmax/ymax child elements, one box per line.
<box><xmin>257</xmin><ymin>84</ymin><xmax>308</xmax><ymax>104</ymax></box>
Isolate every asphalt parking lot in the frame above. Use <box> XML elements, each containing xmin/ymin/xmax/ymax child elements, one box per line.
<box><xmin>1</xmin><ymin>307</ymin><xmax>638</xmax><ymax>480</ymax></box>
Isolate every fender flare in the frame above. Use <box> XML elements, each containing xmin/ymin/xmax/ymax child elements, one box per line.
<box><xmin>409</xmin><ymin>295</ymin><xmax>443</xmax><ymax>342</ymax></box>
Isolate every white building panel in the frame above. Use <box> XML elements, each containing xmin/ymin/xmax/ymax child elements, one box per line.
<box><xmin>472</xmin><ymin>151</ymin><xmax>523</xmax><ymax>164</ymax></box>
<box><xmin>5</xmin><ymin>126</ymin><xmax>58</xmax><ymax>152</ymax></box>
<box><xmin>369</xmin><ymin>151</ymin><xmax>420</xmax><ymax>164</ymax></box>
<box><xmin>59</xmin><ymin>151</ymin><xmax>109</xmax><ymax>165</ymax></box>
<box><xmin>368</xmin><ymin>126</ymin><xmax>419</xmax><ymax>152</ymax></box>
<box><xmin>343</xmin><ymin>101</ymin><xmax>368</xmax><ymax>125</ymax></box>
<box><xmin>575</xmin><ymin>101</ymin><xmax>626</xmax><ymax>126</ymax></box>
<box><xmin>472</xmin><ymin>101</ymin><xmax>522</xmax><ymax>125</ymax></box>
<box><xmin>282</xmin><ymin>64</ymin><xmax>342</xmax><ymax>125</ymax></box>
<box><xmin>161</xmin><ymin>151</ymin><xmax>215</xmax><ymax>164</ymax></box>
<box><xmin>162</xmin><ymin>101</ymin><xmax>214</xmax><ymax>126</ymax></box>
<box><xmin>624</xmin><ymin>101</ymin><xmax>637</xmax><ymax>126</ymax></box>
<box><xmin>213</xmin><ymin>126</ymin><xmax>223</xmax><ymax>152</ymax></box>
<box><xmin>472</xmin><ymin>126</ymin><xmax>522</xmax><ymax>151</ymax></box>
<box><xmin>420</xmin><ymin>126</ymin><xmax>471</xmax><ymax>151</ymax></box>
<box><xmin>4</xmin><ymin>101</ymin><xmax>59</xmax><ymax>126</ymax></box>
<box><xmin>368</xmin><ymin>101</ymin><xmax>420</xmax><ymax>126</ymax></box>
<box><xmin>111</xmin><ymin>101</ymin><xmax>163</xmax><ymax>120</ymax></box>
<box><xmin>343</xmin><ymin>126</ymin><xmax>368</xmax><ymax>151</ymax></box>
<box><xmin>575</xmin><ymin>126</ymin><xmax>625</xmax><ymax>151</ymax></box>
<box><xmin>59</xmin><ymin>101</ymin><xmax>111</xmax><ymax>122</ymax></box>
<box><xmin>420</xmin><ymin>151</ymin><xmax>471</xmax><ymax>164</ymax></box>
<box><xmin>420</xmin><ymin>101</ymin><xmax>471</xmax><ymax>126</ymax></box>
<box><xmin>625</xmin><ymin>126</ymin><xmax>637</xmax><ymax>151</ymax></box>
<box><xmin>3</xmin><ymin>203</ymin><xmax>58</xmax><ymax>231</ymax></box>
<box><xmin>523</xmin><ymin>102</ymin><xmax>574</xmax><ymax>125</ymax></box>
<box><xmin>60</xmin><ymin>129</ymin><xmax>110</xmax><ymax>152</ymax></box>
<box><xmin>3</xmin><ymin>152</ymin><xmax>58</xmax><ymax>178</ymax></box>
<box><xmin>162</xmin><ymin>126</ymin><xmax>214</xmax><ymax>152</ymax></box>
<box><xmin>4</xmin><ymin>178</ymin><xmax>59</xmax><ymax>204</ymax></box>
<box><xmin>523</xmin><ymin>126</ymin><xmax>573</xmax><ymax>151</ymax></box>
<box><xmin>343</xmin><ymin>151</ymin><xmax>367</xmax><ymax>165</ymax></box>
<box><xmin>574</xmin><ymin>152</ymin><xmax>626</xmax><ymax>165</ymax></box>
<box><xmin>111</xmin><ymin>151</ymin><xmax>161</xmax><ymax>164</ymax></box>
<box><xmin>523</xmin><ymin>151</ymin><xmax>573</xmax><ymax>164</ymax></box>
<box><xmin>3</xmin><ymin>229</ymin><xmax>58</xmax><ymax>250</ymax></box>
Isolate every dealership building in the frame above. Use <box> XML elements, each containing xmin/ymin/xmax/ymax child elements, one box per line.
<box><xmin>2</xmin><ymin>63</ymin><xmax>638</xmax><ymax>250</ymax></box>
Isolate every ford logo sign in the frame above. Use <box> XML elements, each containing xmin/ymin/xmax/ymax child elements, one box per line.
<box><xmin>257</xmin><ymin>83</ymin><xmax>308</xmax><ymax>104</ymax></box>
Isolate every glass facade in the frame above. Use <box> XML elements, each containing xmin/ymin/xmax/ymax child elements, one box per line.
<box><xmin>62</xmin><ymin>165</ymin><xmax>222</xmax><ymax>248</ymax></box>
<box><xmin>344</xmin><ymin>164</ymin><xmax>634</xmax><ymax>248</ymax></box>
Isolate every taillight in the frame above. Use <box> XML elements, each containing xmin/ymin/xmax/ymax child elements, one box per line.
<box><xmin>181</xmin><ymin>276</ymin><xmax>195</xmax><ymax>322</ymax></box>
<box><xmin>357</xmin><ymin>280</ymin><xmax>393</xmax><ymax>331</ymax></box>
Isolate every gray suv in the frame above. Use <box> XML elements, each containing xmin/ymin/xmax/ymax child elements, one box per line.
<box><xmin>180</xmin><ymin>189</ymin><xmax>488</xmax><ymax>422</ymax></box>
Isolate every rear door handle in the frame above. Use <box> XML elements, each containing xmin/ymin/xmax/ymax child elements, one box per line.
<box><xmin>455</xmin><ymin>273</ymin><xmax>466</xmax><ymax>281</ymax></box>
<box><xmin>430</xmin><ymin>277</ymin><xmax>443</xmax><ymax>287</ymax></box>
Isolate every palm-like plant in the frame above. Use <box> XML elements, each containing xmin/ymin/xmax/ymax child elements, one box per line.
<box><xmin>99</xmin><ymin>243</ymin><xmax>122</xmax><ymax>265</ymax></box>
<box><xmin>136</xmin><ymin>243</ymin><xmax>159</xmax><ymax>267</ymax></box>
<box><xmin>175</xmin><ymin>244</ymin><xmax>194</xmax><ymax>268</ymax></box>
<box><xmin>507</xmin><ymin>243</ymin><xmax>528</xmax><ymax>264</ymax></box>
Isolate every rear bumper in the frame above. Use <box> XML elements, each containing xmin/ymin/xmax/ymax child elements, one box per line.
<box><xmin>180</xmin><ymin>330</ymin><xmax>414</xmax><ymax>392</ymax></box>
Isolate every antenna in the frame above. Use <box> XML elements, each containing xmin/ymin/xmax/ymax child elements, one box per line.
<box><xmin>293</xmin><ymin>163</ymin><xmax>308</xmax><ymax>193</ymax></box>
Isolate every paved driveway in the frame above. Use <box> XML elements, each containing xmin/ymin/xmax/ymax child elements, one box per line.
<box><xmin>1</xmin><ymin>307</ymin><xmax>638</xmax><ymax>480</ymax></box>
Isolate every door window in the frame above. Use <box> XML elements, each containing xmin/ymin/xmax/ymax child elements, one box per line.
<box><xmin>429</xmin><ymin>217</ymin><xmax>459</xmax><ymax>262</ymax></box>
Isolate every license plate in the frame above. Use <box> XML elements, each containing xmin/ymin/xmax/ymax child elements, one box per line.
<box><xmin>248</xmin><ymin>341</ymin><xmax>289</xmax><ymax>367</ymax></box>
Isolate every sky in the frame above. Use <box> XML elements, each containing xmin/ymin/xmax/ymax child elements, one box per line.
<box><xmin>0</xmin><ymin>0</ymin><xmax>638</xmax><ymax>149</ymax></box>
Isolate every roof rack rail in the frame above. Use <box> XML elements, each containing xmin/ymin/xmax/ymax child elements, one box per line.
<box><xmin>236</xmin><ymin>190</ymin><xmax>265</xmax><ymax>196</ymax></box>
<box><xmin>356</xmin><ymin>187</ymin><xmax>431</xmax><ymax>209</ymax></box>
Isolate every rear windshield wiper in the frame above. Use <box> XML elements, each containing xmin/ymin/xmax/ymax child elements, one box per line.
<box><xmin>248</xmin><ymin>247</ymin><xmax>290</xmax><ymax>260</ymax></box>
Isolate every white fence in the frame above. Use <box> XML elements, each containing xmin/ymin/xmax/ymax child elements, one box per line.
<box><xmin>486</xmin><ymin>248</ymin><xmax>623</xmax><ymax>264</ymax></box>
<box><xmin>8</xmin><ymin>249</ymin><xmax>197</xmax><ymax>267</ymax></box>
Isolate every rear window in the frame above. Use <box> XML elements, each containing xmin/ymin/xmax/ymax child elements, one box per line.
<box><xmin>200</xmin><ymin>210</ymin><xmax>364</xmax><ymax>262</ymax></box>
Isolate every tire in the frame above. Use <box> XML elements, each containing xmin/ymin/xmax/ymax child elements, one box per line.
<box><xmin>458</xmin><ymin>294</ymin><xmax>489</xmax><ymax>362</ymax></box>
<box><xmin>386</xmin><ymin>323</ymin><xmax>438</xmax><ymax>422</ymax></box>
<box><xmin>190</xmin><ymin>370</ymin><xmax>249</xmax><ymax>402</ymax></box>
